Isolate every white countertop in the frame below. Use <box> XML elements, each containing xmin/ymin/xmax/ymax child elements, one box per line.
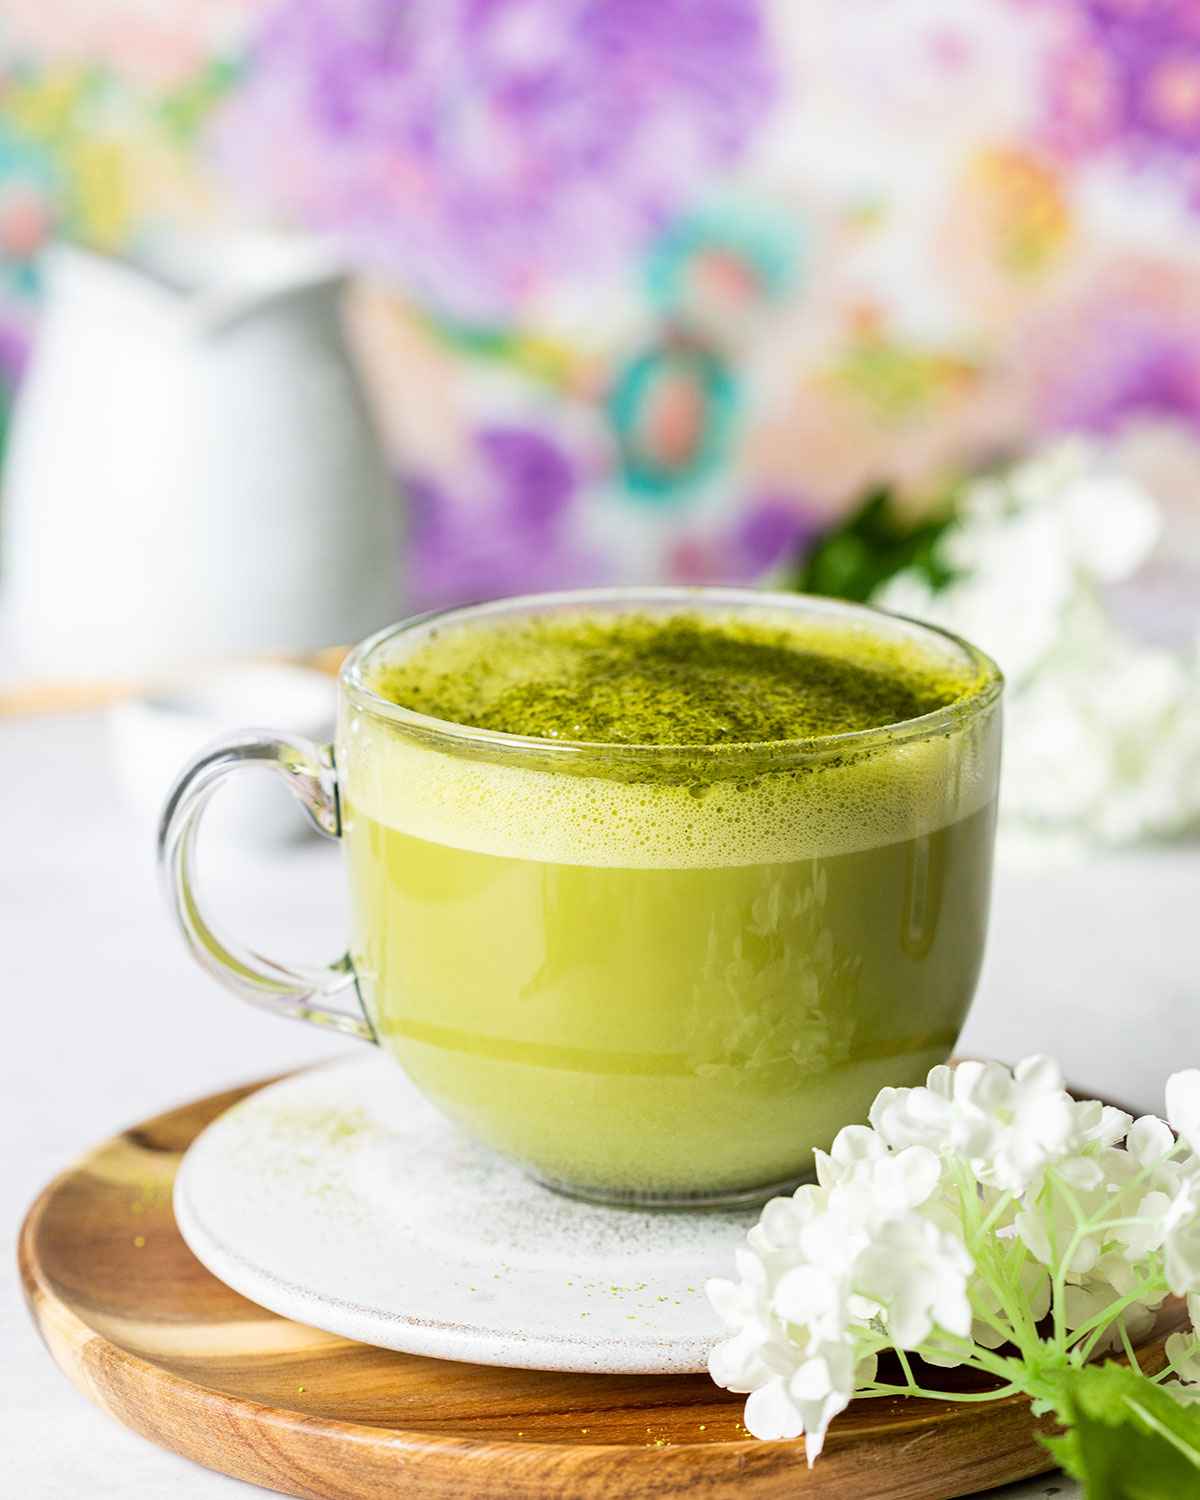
<box><xmin>10</xmin><ymin>710</ymin><xmax>1190</xmax><ymax>1498</ymax></box>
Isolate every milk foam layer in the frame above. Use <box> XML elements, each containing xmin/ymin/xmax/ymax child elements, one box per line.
<box><xmin>341</xmin><ymin>621</ymin><xmax>1000</xmax><ymax>870</ymax></box>
<box><xmin>341</xmin><ymin>717</ymin><xmax>998</xmax><ymax>867</ymax></box>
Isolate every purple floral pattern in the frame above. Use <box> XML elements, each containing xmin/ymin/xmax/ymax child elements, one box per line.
<box><xmin>404</xmin><ymin>425</ymin><xmax>608</xmax><ymax>609</ymax></box>
<box><xmin>6</xmin><ymin>3</ymin><xmax>1200</xmax><ymax>606</ymax></box>
<box><xmin>215</xmin><ymin>0</ymin><xmax>775</xmax><ymax>322</ymax></box>
<box><xmin>1035</xmin><ymin>0</ymin><xmax>1200</xmax><ymax>173</ymax></box>
<box><xmin>0</xmin><ymin>320</ymin><xmax>31</xmax><ymax>389</ymax></box>
<box><xmin>663</xmin><ymin>493</ymin><xmax>823</xmax><ymax>589</ymax></box>
<box><xmin>1039</xmin><ymin>316</ymin><xmax>1200</xmax><ymax>434</ymax></box>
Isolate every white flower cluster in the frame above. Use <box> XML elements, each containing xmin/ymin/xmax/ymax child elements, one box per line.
<box><xmin>876</xmin><ymin>439</ymin><xmax>1200</xmax><ymax>844</ymax></box>
<box><xmin>707</xmin><ymin>1058</ymin><xmax>1200</xmax><ymax>1464</ymax></box>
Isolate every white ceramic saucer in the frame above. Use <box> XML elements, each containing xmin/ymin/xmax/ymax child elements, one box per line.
<box><xmin>175</xmin><ymin>1056</ymin><xmax>755</xmax><ymax>1374</ymax></box>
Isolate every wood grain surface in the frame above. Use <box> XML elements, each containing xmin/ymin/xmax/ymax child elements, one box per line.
<box><xmin>18</xmin><ymin>1077</ymin><xmax>1186</xmax><ymax>1500</ymax></box>
<box><xmin>0</xmin><ymin>647</ymin><xmax>347</xmax><ymax>719</ymax></box>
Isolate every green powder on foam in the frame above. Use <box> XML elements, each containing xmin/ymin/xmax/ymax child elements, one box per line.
<box><xmin>369</xmin><ymin>613</ymin><xmax>978</xmax><ymax>748</ymax></box>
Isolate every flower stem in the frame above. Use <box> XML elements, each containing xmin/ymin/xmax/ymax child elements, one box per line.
<box><xmin>927</xmin><ymin>1336</ymin><xmax>1025</xmax><ymax>1383</ymax></box>
<box><xmin>1118</xmin><ymin>1317</ymin><xmax>1141</xmax><ymax>1370</ymax></box>
<box><xmin>893</xmin><ymin>1343</ymin><xmax>917</xmax><ymax>1391</ymax></box>
<box><xmin>977</xmin><ymin>1189</ymin><xmax>1016</xmax><ymax>1240</ymax></box>
<box><xmin>1048</xmin><ymin>1172</ymin><xmax>1090</xmax><ymax>1358</ymax></box>
<box><xmin>969</xmin><ymin>1305</ymin><xmax>1021</xmax><ymax>1349</ymax></box>
<box><xmin>971</xmin><ymin>1233</ymin><xmax>1039</xmax><ymax>1360</ymax></box>
<box><xmin>1068</xmin><ymin>1276</ymin><xmax>1164</xmax><ymax>1363</ymax></box>
<box><xmin>857</xmin><ymin>1381</ymin><xmax>1022</xmax><ymax>1403</ymax></box>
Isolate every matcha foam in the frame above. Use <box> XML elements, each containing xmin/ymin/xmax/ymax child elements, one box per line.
<box><xmin>340</xmin><ymin>604</ymin><xmax>1000</xmax><ymax>868</ymax></box>
<box><xmin>371</xmin><ymin>612</ymin><xmax>971</xmax><ymax>745</ymax></box>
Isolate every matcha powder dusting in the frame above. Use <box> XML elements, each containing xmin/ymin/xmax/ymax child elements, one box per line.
<box><xmin>371</xmin><ymin>612</ymin><xmax>977</xmax><ymax>747</ymax></box>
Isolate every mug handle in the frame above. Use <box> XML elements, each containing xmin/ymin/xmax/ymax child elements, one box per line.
<box><xmin>157</xmin><ymin>731</ymin><xmax>377</xmax><ymax>1043</ymax></box>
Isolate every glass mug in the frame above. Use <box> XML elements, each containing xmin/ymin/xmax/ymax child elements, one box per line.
<box><xmin>159</xmin><ymin>587</ymin><xmax>1003</xmax><ymax>1206</ymax></box>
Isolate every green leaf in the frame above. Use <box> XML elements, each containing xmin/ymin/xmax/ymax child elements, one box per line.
<box><xmin>786</xmin><ymin>486</ymin><xmax>956</xmax><ymax>603</ymax></box>
<box><xmin>1043</xmin><ymin>1362</ymin><xmax>1200</xmax><ymax>1500</ymax></box>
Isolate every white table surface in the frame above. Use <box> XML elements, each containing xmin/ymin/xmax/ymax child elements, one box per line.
<box><xmin>12</xmin><ymin>710</ymin><xmax>1185</xmax><ymax>1499</ymax></box>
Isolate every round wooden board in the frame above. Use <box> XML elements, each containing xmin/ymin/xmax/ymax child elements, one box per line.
<box><xmin>19</xmin><ymin>1077</ymin><xmax>1186</xmax><ymax>1500</ymax></box>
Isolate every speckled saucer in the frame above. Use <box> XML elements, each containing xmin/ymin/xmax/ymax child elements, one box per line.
<box><xmin>174</xmin><ymin>1056</ymin><xmax>754</xmax><ymax>1374</ymax></box>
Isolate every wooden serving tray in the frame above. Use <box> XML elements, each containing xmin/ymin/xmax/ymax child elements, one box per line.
<box><xmin>18</xmin><ymin>1077</ymin><xmax>1183</xmax><ymax>1500</ymax></box>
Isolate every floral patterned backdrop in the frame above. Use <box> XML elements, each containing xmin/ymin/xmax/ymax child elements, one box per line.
<box><xmin>4</xmin><ymin>0</ymin><xmax>1200</xmax><ymax>609</ymax></box>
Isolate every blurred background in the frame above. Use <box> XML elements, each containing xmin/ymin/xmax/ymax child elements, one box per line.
<box><xmin>3</xmin><ymin>0</ymin><xmax>1200</xmax><ymax>624</ymax></box>
<box><xmin>1</xmin><ymin>2</ymin><xmax>1199</xmax><ymax>1104</ymax></box>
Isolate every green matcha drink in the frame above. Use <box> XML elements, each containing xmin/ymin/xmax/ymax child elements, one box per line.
<box><xmin>337</xmin><ymin>589</ymin><xmax>1002</xmax><ymax>1204</ymax></box>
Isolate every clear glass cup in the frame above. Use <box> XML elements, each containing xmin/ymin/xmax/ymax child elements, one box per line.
<box><xmin>160</xmin><ymin>587</ymin><xmax>1003</xmax><ymax>1206</ymax></box>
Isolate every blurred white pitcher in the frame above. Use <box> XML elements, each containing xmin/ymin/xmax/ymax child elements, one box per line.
<box><xmin>2</xmin><ymin>233</ymin><xmax>400</xmax><ymax>678</ymax></box>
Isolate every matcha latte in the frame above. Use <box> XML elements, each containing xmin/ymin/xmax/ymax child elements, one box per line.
<box><xmin>336</xmin><ymin>590</ymin><xmax>1003</xmax><ymax>1204</ymax></box>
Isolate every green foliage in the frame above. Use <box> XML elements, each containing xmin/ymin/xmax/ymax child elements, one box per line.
<box><xmin>787</xmin><ymin>487</ymin><xmax>956</xmax><ymax>602</ymax></box>
<box><xmin>158</xmin><ymin>60</ymin><xmax>243</xmax><ymax>143</ymax></box>
<box><xmin>1043</xmin><ymin>1362</ymin><xmax>1200</xmax><ymax>1499</ymax></box>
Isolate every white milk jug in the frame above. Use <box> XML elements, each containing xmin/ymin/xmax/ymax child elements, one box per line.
<box><xmin>2</xmin><ymin>234</ymin><xmax>400</xmax><ymax>678</ymax></box>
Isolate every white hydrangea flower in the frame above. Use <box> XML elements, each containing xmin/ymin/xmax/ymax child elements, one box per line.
<box><xmin>1016</xmin><ymin>1190</ymin><xmax>1099</xmax><ymax>1276</ymax></box>
<box><xmin>854</xmin><ymin>1216</ymin><xmax>973</xmax><ymax>1348</ymax></box>
<box><xmin>963</xmin><ymin>1058</ymin><xmax>1079</xmax><ymax>1194</ymax></box>
<box><xmin>1069</xmin><ymin>1097</ymin><xmax>1136</xmax><ymax>1153</ymax></box>
<box><xmin>872</xmin><ymin>1056</ymin><xmax>1076</xmax><ymax>1195</ymax></box>
<box><xmin>1165</xmin><ymin>1191</ymin><xmax>1200</xmax><ymax>1297</ymax></box>
<box><xmin>1054</xmin><ymin>469</ymin><xmax>1161</xmax><ymax>585</ymax></box>
<box><xmin>1004</xmin><ymin>635</ymin><xmax>1200</xmax><ymax>844</ymax></box>
<box><xmin>1167</xmin><ymin>1071</ymin><xmax>1200</xmax><ymax>1157</ymax></box>
<box><xmin>1001</xmin><ymin>674</ymin><xmax>1115</xmax><ymax>828</ymax></box>
<box><xmin>740</xmin><ymin>1340</ymin><xmax>869</xmax><ymax>1456</ymax></box>
<box><xmin>707</xmin><ymin>1247</ymin><xmax>791</xmax><ymax>1393</ymax></box>
<box><xmin>1127</xmin><ymin>1114</ymin><xmax>1178</xmax><ymax>1165</ymax></box>
<box><xmin>1089</xmin><ymin>1248</ymin><xmax>1160</xmax><ymax>1305</ymax></box>
<box><xmin>709</xmin><ymin>1057</ymin><xmax>1200</xmax><ymax>1463</ymax></box>
<box><xmin>1062</xmin><ymin>1280</ymin><xmax>1159</xmax><ymax>1353</ymax></box>
<box><xmin>813</xmin><ymin>1130</ymin><xmax>943</xmax><ymax>1219</ymax></box>
<box><xmin>873</xmin><ymin>438</ymin><xmax>1200</xmax><ymax>845</ymax></box>
<box><xmin>1112</xmin><ymin>1187</ymin><xmax>1181</xmax><ymax>1264</ymax></box>
<box><xmin>1165</xmin><ymin>1329</ymin><xmax>1200</xmax><ymax>1384</ymax></box>
<box><xmin>708</xmin><ymin>1234</ymin><xmax>863</xmax><ymax>1458</ymax></box>
<box><xmin>708</xmin><ymin>1120</ymin><xmax>970</xmax><ymax>1461</ymax></box>
<box><xmin>970</xmin><ymin>1261</ymin><xmax>1051</xmax><ymax>1351</ymax></box>
<box><xmin>869</xmin><ymin>1063</ymin><xmax>993</xmax><ymax>1157</ymax></box>
<box><xmin>878</xmin><ymin>507</ymin><xmax>1072</xmax><ymax>686</ymax></box>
